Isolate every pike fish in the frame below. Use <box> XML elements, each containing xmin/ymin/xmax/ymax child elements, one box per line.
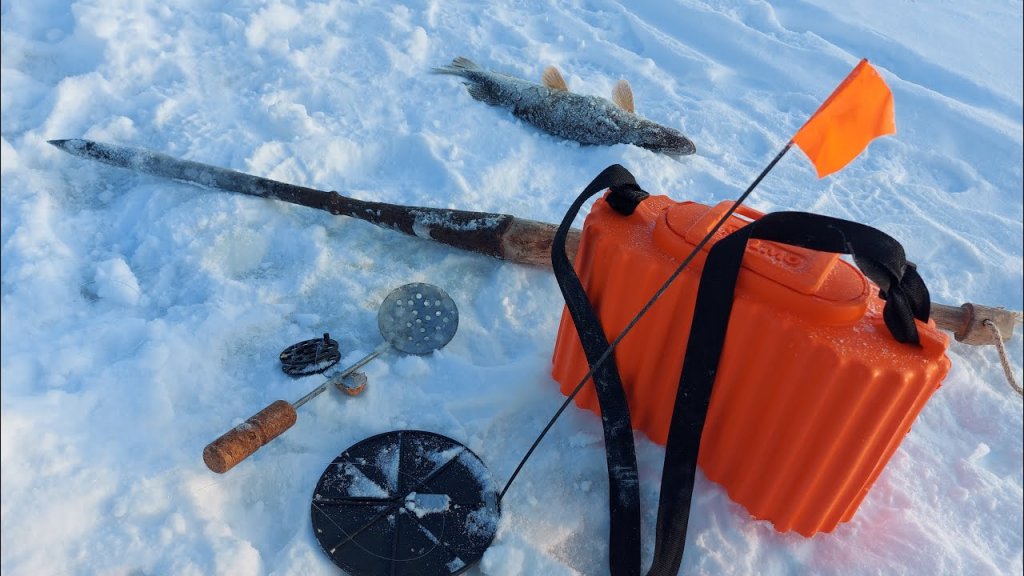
<box><xmin>432</xmin><ymin>57</ymin><xmax>696</xmax><ymax>157</ymax></box>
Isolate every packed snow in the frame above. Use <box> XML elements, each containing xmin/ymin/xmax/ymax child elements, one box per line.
<box><xmin>2</xmin><ymin>1</ymin><xmax>1021</xmax><ymax>575</ymax></box>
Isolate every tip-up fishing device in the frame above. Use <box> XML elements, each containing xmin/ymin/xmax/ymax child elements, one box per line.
<box><xmin>523</xmin><ymin>60</ymin><xmax>1019</xmax><ymax>575</ymax></box>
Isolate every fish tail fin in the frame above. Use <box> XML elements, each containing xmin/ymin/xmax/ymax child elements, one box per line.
<box><xmin>431</xmin><ymin>56</ymin><xmax>481</xmax><ymax>76</ymax></box>
<box><xmin>432</xmin><ymin>57</ymin><xmax>502</xmax><ymax>106</ymax></box>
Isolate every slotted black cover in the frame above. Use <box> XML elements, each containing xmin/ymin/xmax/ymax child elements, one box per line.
<box><xmin>311</xmin><ymin>431</ymin><xmax>500</xmax><ymax>575</ymax></box>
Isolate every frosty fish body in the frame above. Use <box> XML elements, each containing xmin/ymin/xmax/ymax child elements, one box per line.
<box><xmin>432</xmin><ymin>57</ymin><xmax>696</xmax><ymax>157</ymax></box>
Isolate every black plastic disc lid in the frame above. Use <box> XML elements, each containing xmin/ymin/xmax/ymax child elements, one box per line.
<box><xmin>311</xmin><ymin>430</ymin><xmax>500</xmax><ymax>576</ymax></box>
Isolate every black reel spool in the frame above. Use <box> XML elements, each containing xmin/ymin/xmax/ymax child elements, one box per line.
<box><xmin>311</xmin><ymin>431</ymin><xmax>501</xmax><ymax>575</ymax></box>
<box><xmin>279</xmin><ymin>333</ymin><xmax>341</xmax><ymax>376</ymax></box>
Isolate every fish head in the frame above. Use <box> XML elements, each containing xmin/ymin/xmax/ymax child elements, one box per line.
<box><xmin>635</xmin><ymin>123</ymin><xmax>696</xmax><ymax>157</ymax></box>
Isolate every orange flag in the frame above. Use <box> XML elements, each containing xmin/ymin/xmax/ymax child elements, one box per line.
<box><xmin>792</xmin><ymin>59</ymin><xmax>896</xmax><ymax>178</ymax></box>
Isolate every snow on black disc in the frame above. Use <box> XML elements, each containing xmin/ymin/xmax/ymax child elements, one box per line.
<box><xmin>310</xmin><ymin>430</ymin><xmax>500</xmax><ymax>575</ymax></box>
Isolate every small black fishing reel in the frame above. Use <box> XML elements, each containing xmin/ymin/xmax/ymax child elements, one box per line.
<box><xmin>279</xmin><ymin>333</ymin><xmax>341</xmax><ymax>376</ymax></box>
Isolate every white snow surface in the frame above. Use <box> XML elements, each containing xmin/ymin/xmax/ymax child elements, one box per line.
<box><xmin>2</xmin><ymin>1</ymin><xmax>1022</xmax><ymax>575</ymax></box>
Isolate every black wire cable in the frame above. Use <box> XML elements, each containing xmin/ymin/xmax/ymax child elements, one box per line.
<box><xmin>499</xmin><ymin>144</ymin><xmax>793</xmax><ymax>501</ymax></box>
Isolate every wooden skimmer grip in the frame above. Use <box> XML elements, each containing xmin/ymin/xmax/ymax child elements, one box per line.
<box><xmin>203</xmin><ymin>400</ymin><xmax>298</xmax><ymax>473</ymax></box>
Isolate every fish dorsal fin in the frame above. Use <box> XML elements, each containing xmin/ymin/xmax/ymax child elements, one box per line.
<box><xmin>542</xmin><ymin>66</ymin><xmax>569</xmax><ymax>91</ymax></box>
<box><xmin>612</xmin><ymin>79</ymin><xmax>635</xmax><ymax>113</ymax></box>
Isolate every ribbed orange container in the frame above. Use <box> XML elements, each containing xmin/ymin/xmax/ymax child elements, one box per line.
<box><xmin>551</xmin><ymin>195</ymin><xmax>951</xmax><ymax>536</ymax></box>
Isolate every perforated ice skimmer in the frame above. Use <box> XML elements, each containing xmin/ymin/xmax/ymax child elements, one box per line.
<box><xmin>203</xmin><ymin>283</ymin><xmax>459</xmax><ymax>473</ymax></box>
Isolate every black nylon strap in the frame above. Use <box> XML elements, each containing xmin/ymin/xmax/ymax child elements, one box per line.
<box><xmin>606</xmin><ymin>182</ymin><xmax>650</xmax><ymax>216</ymax></box>
<box><xmin>551</xmin><ymin>164</ymin><xmax>645</xmax><ymax>576</ymax></box>
<box><xmin>649</xmin><ymin>211</ymin><xmax>931</xmax><ymax>576</ymax></box>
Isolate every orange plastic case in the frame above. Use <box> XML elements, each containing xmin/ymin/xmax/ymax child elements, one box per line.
<box><xmin>551</xmin><ymin>195</ymin><xmax>951</xmax><ymax>536</ymax></box>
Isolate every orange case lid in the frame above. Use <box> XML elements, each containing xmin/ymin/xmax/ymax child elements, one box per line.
<box><xmin>656</xmin><ymin>200</ymin><xmax>870</xmax><ymax>325</ymax></box>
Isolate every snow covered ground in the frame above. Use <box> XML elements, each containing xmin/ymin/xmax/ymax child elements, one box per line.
<box><xmin>2</xmin><ymin>0</ymin><xmax>1021</xmax><ymax>574</ymax></box>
